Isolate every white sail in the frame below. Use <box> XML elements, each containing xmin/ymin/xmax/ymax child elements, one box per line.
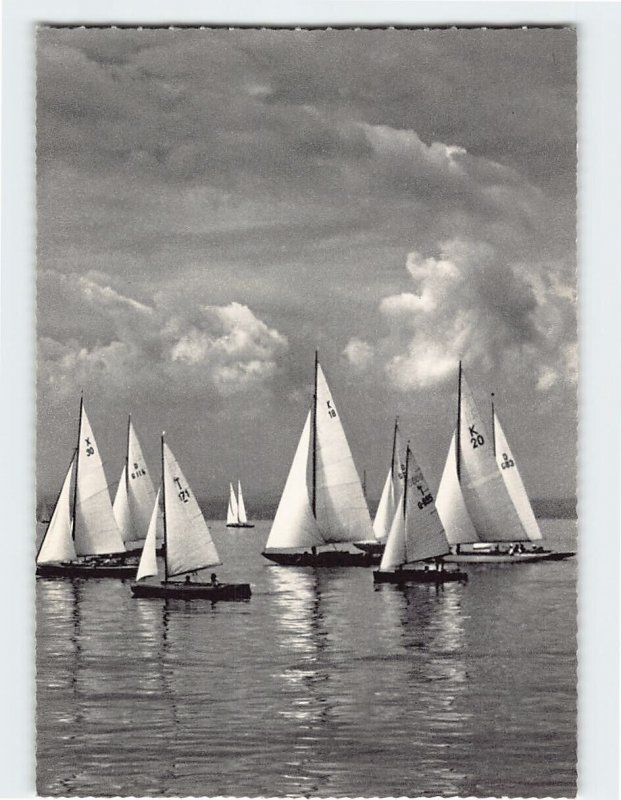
<box><xmin>314</xmin><ymin>364</ymin><xmax>373</xmax><ymax>544</ymax></box>
<box><xmin>125</xmin><ymin>420</ymin><xmax>158</xmax><ymax>543</ymax></box>
<box><xmin>37</xmin><ymin>455</ymin><xmax>77</xmax><ymax>564</ymax></box>
<box><xmin>264</xmin><ymin>413</ymin><xmax>323</xmax><ymax>551</ymax></box>
<box><xmin>163</xmin><ymin>441</ymin><xmax>221</xmax><ymax>577</ymax></box>
<box><xmin>435</xmin><ymin>431</ymin><xmax>481</xmax><ymax>545</ymax></box>
<box><xmin>379</xmin><ymin>448</ymin><xmax>448</xmax><ymax>570</ymax></box>
<box><xmin>136</xmin><ymin>490</ymin><xmax>160</xmax><ymax>581</ymax></box>
<box><xmin>112</xmin><ymin>465</ymin><xmax>132</xmax><ymax>541</ymax></box>
<box><xmin>73</xmin><ymin>404</ymin><xmax>126</xmax><ymax>555</ymax></box>
<box><xmin>372</xmin><ymin>426</ymin><xmax>405</xmax><ymax>542</ymax></box>
<box><xmin>458</xmin><ymin>373</ymin><xmax>528</xmax><ymax>543</ymax></box>
<box><xmin>494</xmin><ymin>411</ymin><xmax>543</xmax><ymax>541</ymax></box>
<box><xmin>226</xmin><ymin>483</ymin><xmax>238</xmax><ymax>525</ymax></box>
<box><xmin>237</xmin><ymin>481</ymin><xmax>248</xmax><ymax>524</ymax></box>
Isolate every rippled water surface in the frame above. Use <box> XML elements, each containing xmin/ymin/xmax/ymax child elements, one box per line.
<box><xmin>36</xmin><ymin>519</ymin><xmax>576</xmax><ymax>797</ymax></box>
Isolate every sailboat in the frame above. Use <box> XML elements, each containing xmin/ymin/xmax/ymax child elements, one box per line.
<box><xmin>373</xmin><ymin>441</ymin><xmax>467</xmax><ymax>584</ymax></box>
<box><xmin>37</xmin><ymin>397</ymin><xmax>136</xmax><ymax>578</ymax></box>
<box><xmin>226</xmin><ymin>481</ymin><xmax>254</xmax><ymax>528</ymax></box>
<box><xmin>131</xmin><ymin>434</ymin><xmax>251</xmax><ymax>600</ymax></box>
<box><xmin>113</xmin><ymin>415</ymin><xmax>165</xmax><ymax>554</ymax></box>
<box><xmin>354</xmin><ymin>417</ymin><xmax>404</xmax><ymax>557</ymax></box>
<box><xmin>37</xmin><ymin>498</ymin><xmax>52</xmax><ymax>524</ymax></box>
<box><xmin>262</xmin><ymin>352</ymin><xmax>375</xmax><ymax>567</ymax></box>
<box><xmin>437</xmin><ymin>363</ymin><xmax>575</xmax><ymax>564</ymax></box>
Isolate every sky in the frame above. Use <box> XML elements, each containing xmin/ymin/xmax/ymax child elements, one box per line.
<box><xmin>36</xmin><ymin>26</ymin><xmax>577</xmax><ymax>504</ymax></box>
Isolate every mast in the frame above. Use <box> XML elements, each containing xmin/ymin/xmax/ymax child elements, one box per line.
<box><xmin>456</xmin><ymin>361</ymin><xmax>462</xmax><ymax>482</ymax></box>
<box><xmin>311</xmin><ymin>349</ymin><xmax>318</xmax><ymax>517</ymax></box>
<box><xmin>71</xmin><ymin>392</ymin><xmax>84</xmax><ymax>542</ymax></box>
<box><xmin>491</xmin><ymin>393</ymin><xmax>496</xmax><ymax>456</ymax></box>
<box><xmin>161</xmin><ymin>432</ymin><xmax>168</xmax><ymax>582</ymax></box>
<box><xmin>390</xmin><ymin>416</ymin><xmax>399</xmax><ymax>479</ymax></box>
<box><xmin>402</xmin><ymin>442</ymin><xmax>410</xmax><ymax>564</ymax></box>
<box><xmin>362</xmin><ymin>469</ymin><xmax>367</xmax><ymax>499</ymax></box>
<box><xmin>125</xmin><ymin>414</ymin><xmax>131</xmax><ymax>494</ymax></box>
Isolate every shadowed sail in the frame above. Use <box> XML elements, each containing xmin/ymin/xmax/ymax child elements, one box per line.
<box><xmin>136</xmin><ymin>491</ymin><xmax>161</xmax><ymax>581</ymax></box>
<box><xmin>37</xmin><ymin>454</ymin><xmax>77</xmax><ymax>564</ymax></box>
<box><xmin>372</xmin><ymin>418</ymin><xmax>405</xmax><ymax>543</ymax></box>
<box><xmin>264</xmin><ymin>355</ymin><xmax>372</xmax><ymax>558</ymax></box>
<box><xmin>226</xmin><ymin>482</ymin><xmax>239</xmax><ymax>525</ymax></box>
<box><xmin>113</xmin><ymin>418</ymin><xmax>159</xmax><ymax>547</ymax></box>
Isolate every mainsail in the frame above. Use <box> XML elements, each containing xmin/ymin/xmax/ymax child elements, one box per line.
<box><xmin>73</xmin><ymin>401</ymin><xmax>126</xmax><ymax>555</ymax></box>
<box><xmin>136</xmin><ymin>490</ymin><xmax>160</xmax><ymax>581</ymax></box>
<box><xmin>162</xmin><ymin>439</ymin><xmax>221</xmax><ymax>578</ymax></box>
<box><xmin>264</xmin><ymin>413</ymin><xmax>323</xmax><ymax>550</ymax></box>
<box><xmin>493</xmin><ymin>410</ymin><xmax>542</xmax><ymax>541</ymax></box>
<box><xmin>314</xmin><ymin>364</ymin><xmax>373</xmax><ymax>544</ymax></box>
<box><xmin>37</xmin><ymin>454</ymin><xmax>77</xmax><ymax>564</ymax></box>
<box><xmin>379</xmin><ymin>444</ymin><xmax>449</xmax><ymax>571</ymax></box>
<box><xmin>237</xmin><ymin>481</ymin><xmax>248</xmax><ymax>524</ymax></box>
<box><xmin>226</xmin><ymin>483</ymin><xmax>239</xmax><ymax>525</ymax></box>
<box><xmin>372</xmin><ymin>418</ymin><xmax>404</xmax><ymax>542</ymax></box>
<box><xmin>265</xmin><ymin>355</ymin><xmax>372</xmax><ymax>551</ymax></box>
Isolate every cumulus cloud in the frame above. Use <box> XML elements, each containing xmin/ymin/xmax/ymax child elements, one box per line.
<box><xmin>38</xmin><ymin>271</ymin><xmax>288</xmax><ymax>404</ymax></box>
<box><xmin>363</xmin><ymin>239</ymin><xmax>577</xmax><ymax>393</ymax></box>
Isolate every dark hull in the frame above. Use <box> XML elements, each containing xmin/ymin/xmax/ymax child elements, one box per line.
<box><xmin>444</xmin><ymin>550</ymin><xmax>575</xmax><ymax>564</ymax></box>
<box><xmin>37</xmin><ymin>562</ymin><xmax>136</xmax><ymax>579</ymax></box>
<box><xmin>262</xmin><ymin>550</ymin><xmax>373</xmax><ymax>567</ymax></box>
<box><xmin>373</xmin><ymin>568</ymin><xmax>468</xmax><ymax>584</ymax></box>
<box><xmin>130</xmin><ymin>580</ymin><xmax>251</xmax><ymax>601</ymax></box>
<box><xmin>226</xmin><ymin>523</ymin><xmax>255</xmax><ymax>528</ymax></box>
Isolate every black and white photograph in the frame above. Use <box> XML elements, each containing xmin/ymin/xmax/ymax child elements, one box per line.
<box><xmin>33</xmin><ymin>24</ymin><xmax>579</xmax><ymax>798</ymax></box>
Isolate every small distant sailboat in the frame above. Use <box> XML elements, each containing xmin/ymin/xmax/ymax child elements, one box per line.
<box><xmin>37</xmin><ymin>397</ymin><xmax>136</xmax><ymax>578</ymax></box>
<box><xmin>437</xmin><ymin>363</ymin><xmax>574</xmax><ymax>564</ymax></box>
<box><xmin>226</xmin><ymin>481</ymin><xmax>254</xmax><ymax>528</ymax></box>
<box><xmin>131</xmin><ymin>434</ymin><xmax>251</xmax><ymax>600</ymax></box>
<box><xmin>262</xmin><ymin>352</ymin><xmax>374</xmax><ymax>567</ymax></box>
<box><xmin>373</xmin><ymin>441</ymin><xmax>467</xmax><ymax>584</ymax></box>
<box><xmin>354</xmin><ymin>417</ymin><xmax>404</xmax><ymax>557</ymax></box>
<box><xmin>37</xmin><ymin>498</ymin><xmax>52</xmax><ymax>524</ymax></box>
<box><xmin>113</xmin><ymin>415</ymin><xmax>165</xmax><ymax>554</ymax></box>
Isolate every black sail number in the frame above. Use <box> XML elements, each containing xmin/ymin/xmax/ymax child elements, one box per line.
<box><xmin>174</xmin><ymin>476</ymin><xmax>190</xmax><ymax>503</ymax></box>
<box><xmin>468</xmin><ymin>424</ymin><xmax>485</xmax><ymax>449</ymax></box>
<box><xmin>326</xmin><ymin>399</ymin><xmax>337</xmax><ymax>419</ymax></box>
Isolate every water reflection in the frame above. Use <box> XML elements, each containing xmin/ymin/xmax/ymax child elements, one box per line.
<box><xmin>266</xmin><ymin>567</ymin><xmax>334</xmax><ymax>794</ymax></box>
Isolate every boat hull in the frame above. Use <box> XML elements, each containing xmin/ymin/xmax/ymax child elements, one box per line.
<box><xmin>444</xmin><ymin>550</ymin><xmax>575</xmax><ymax>564</ymax></box>
<box><xmin>262</xmin><ymin>550</ymin><xmax>373</xmax><ymax>567</ymax></box>
<box><xmin>373</xmin><ymin>568</ymin><xmax>468</xmax><ymax>584</ymax></box>
<box><xmin>353</xmin><ymin>540</ymin><xmax>385</xmax><ymax>556</ymax></box>
<box><xmin>130</xmin><ymin>580</ymin><xmax>251</xmax><ymax>600</ymax></box>
<box><xmin>36</xmin><ymin>561</ymin><xmax>136</xmax><ymax>579</ymax></box>
<box><xmin>226</xmin><ymin>523</ymin><xmax>255</xmax><ymax>529</ymax></box>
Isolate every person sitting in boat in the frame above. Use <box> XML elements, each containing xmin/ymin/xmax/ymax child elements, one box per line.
<box><xmin>508</xmin><ymin>544</ymin><xmax>517</xmax><ymax>555</ymax></box>
<box><xmin>311</xmin><ymin>545</ymin><xmax>317</xmax><ymax>556</ymax></box>
<box><xmin>185</xmin><ymin>574</ymin><xmax>192</xmax><ymax>584</ymax></box>
<box><xmin>210</xmin><ymin>572</ymin><xmax>219</xmax><ymax>586</ymax></box>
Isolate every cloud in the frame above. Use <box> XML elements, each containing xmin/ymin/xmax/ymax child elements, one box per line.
<box><xmin>364</xmin><ymin>239</ymin><xmax>577</xmax><ymax>393</ymax></box>
<box><xmin>343</xmin><ymin>337</ymin><xmax>374</xmax><ymax>370</ymax></box>
<box><xmin>38</xmin><ymin>271</ymin><xmax>288</xmax><ymax>405</ymax></box>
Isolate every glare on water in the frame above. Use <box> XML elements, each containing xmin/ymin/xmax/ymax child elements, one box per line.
<box><xmin>36</xmin><ymin>519</ymin><xmax>576</xmax><ymax>797</ymax></box>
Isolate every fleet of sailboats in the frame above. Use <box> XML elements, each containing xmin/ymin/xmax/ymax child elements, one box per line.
<box><xmin>131</xmin><ymin>434</ymin><xmax>251</xmax><ymax>600</ymax></box>
<box><xmin>226</xmin><ymin>481</ymin><xmax>254</xmax><ymax>528</ymax></box>
<box><xmin>37</xmin><ymin>358</ymin><xmax>573</xmax><ymax>588</ymax></box>
<box><xmin>262</xmin><ymin>352</ymin><xmax>374</xmax><ymax>566</ymax></box>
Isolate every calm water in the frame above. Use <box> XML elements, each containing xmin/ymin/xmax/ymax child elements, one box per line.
<box><xmin>36</xmin><ymin>519</ymin><xmax>576</xmax><ymax>797</ymax></box>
